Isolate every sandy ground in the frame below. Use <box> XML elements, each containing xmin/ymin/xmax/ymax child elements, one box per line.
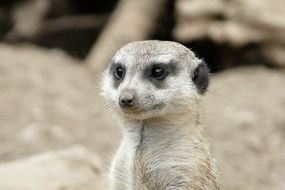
<box><xmin>0</xmin><ymin>43</ymin><xmax>284</xmax><ymax>190</ymax></box>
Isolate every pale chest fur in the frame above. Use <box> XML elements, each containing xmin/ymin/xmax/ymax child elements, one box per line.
<box><xmin>109</xmin><ymin>122</ymin><xmax>221</xmax><ymax>190</ymax></box>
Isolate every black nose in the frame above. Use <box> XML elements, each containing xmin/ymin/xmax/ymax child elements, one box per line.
<box><xmin>119</xmin><ymin>90</ymin><xmax>136</xmax><ymax>108</ymax></box>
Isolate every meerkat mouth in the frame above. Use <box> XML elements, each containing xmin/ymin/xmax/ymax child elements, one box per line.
<box><xmin>119</xmin><ymin>103</ymin><xmax>165</xmax><ymax>119</ymax></box>
<box><xmin>120</xmin><ymin>107</ymin><xmax>146</xmax><ymax>115</ymax></box>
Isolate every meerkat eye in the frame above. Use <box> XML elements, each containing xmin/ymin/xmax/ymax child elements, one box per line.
<box><xmin>114</xmin><ymin>65</ymin><xmax>125</xmax><ymax>80</ymax></box>
<box><xmin>151</xmin><ymin>64</ymin><xmax>168</xmax><ymax>80</ymax></box>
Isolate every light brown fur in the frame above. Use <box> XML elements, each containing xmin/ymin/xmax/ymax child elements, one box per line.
<box><xmin>101</xmin><ymin>40</ymin><xmax>221</xmax><ymax>190</ymax></box>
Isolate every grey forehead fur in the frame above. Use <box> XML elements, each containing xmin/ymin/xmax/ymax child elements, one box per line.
<box><xmin>108</xmin><ymin>40</ymin><xmax>208</xmax><ymax>93</ymax></box>
<box><xmin>109</xmin><ymin>40</ymin><xmax>197</xmax><ymax>77</ymax></box>
<box><xmin>112</xmin><ymin>40</ymin><xmax>196</xmax><ymax>64</ymax></box>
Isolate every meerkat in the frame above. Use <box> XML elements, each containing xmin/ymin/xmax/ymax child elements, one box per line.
<box><xmin>101</xmin><ymin>40</ymin><xmax>221</xmax><ymax>190</ymax></box>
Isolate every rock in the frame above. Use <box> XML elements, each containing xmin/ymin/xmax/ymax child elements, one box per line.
<box><xmin>0</xmin><ymin>43</ymin><xmax>119</xmax><ymax>164</ymax></box>
<box><xmin>0</xmin><ymin>146</ymin><xmax>107</xmax><ymax>190</ymax></box>
<box><xmin>174</xmin><ymin>0</ymin><xmax>285</xmax><ymax>68</ymax></box>
<box><xmin>7</xmin><ymin>0</ymin><xmax>49</xmax><ymax>39</ymax></box>
<box><xmin>204</xmin><ymin>66</ymin><xmax>285</xmax><ymax>190</ymax></box>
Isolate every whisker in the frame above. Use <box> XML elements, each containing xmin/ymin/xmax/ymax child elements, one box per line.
<box><xmin>95</xmin><ymin>101</ymin><xmax>112</xmax><ymax>115</ymax></box>
<box><xmin>93</xmin><ymin>84</ymin><xmax>102</xmax><ymax>90</ymax></box>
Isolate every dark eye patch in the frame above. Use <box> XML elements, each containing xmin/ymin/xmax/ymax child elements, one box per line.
<box><xmin>144</xmin><ymin>62</ymin><xmax>177</xmax><ymax>88</ymax></box>
<box><xmin>114</xmin><ymin>65</ymin><xmax>125</xmax><ymax>80</ymax></box>
<box><xmin>151</xmin><ymin>64</ymin><xmax>168</xmax><ymax>80</ymax></box>
<box><xmin>109</xmin><ymin>62</ymin><xmax>125</xmax><ymax>88</ymax></box>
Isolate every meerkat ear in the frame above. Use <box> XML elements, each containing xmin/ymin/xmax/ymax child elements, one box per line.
<box><xmin>192</xmin><ymin>60</ymin><xmax>209</xmax><ymax>94</ymax></box>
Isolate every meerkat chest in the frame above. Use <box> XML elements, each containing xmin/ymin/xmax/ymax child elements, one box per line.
<box><xmin>111</xmin><ymin>128</ymin><xmax>219</xmax><ymax>190</ymax></box>
<box><xmin>131</xmin><ymin>137</ymin><xmax>198</xmax><ymax>189</ymax></box>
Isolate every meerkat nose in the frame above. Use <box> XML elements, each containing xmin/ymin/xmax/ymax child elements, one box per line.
<box><xmin>119</xmin><ymin>89</ymin><xmax>136</xmax><ymax>108</ymax></box>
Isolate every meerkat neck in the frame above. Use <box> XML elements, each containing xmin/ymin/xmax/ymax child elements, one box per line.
<box><xmin>120</xmin><ymin>115</ymin><xmax>202</xmax><ymax>150</ymax></box>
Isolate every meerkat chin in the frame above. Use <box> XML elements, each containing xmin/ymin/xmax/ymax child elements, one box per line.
<box><xmin>101</xmin><ymin>40</ymin><xmax>221</xmax><ymax>190</ymax></box>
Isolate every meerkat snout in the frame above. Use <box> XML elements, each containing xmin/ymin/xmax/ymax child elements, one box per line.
<box><xmin>119</xmin><ymin>89</ymin><xmax>136</xmax><ymax>108</ymax></box>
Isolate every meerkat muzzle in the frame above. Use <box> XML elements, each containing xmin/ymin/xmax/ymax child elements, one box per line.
<box><xmin>119</xmin><ymin>89</ymin><xmax>136</xmax><ymax>109</ymax></box>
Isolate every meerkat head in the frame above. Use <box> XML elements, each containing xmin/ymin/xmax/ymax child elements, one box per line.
<box><xmin>101</xmin><ymin>40</ymin><xmax>209</xmax><ymax>121</ymax></box>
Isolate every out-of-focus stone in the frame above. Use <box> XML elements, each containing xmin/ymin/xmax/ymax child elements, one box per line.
<box><xmin>0</xmin><ymin>43</ymin><xmax>120</xmax><ymax>165</ymax></box>
<box><xmin>204</xmin><ymin>66</ymin><xmax>285</xmax><ymax>190</ymax></box>
<box><xmin>0</xmin><ymin>146</ymin><xmax>107</xmax><ymax>190</ymax></box>
<box><xmin>174</xmin><ymin>0</ymin><xmax>285</xmax><ymax>67</ymax></box>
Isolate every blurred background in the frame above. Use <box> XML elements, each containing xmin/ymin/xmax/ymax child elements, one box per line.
<box><xmin>0</xmin><ymin>0</ymin><xmax>284</xmax><ymax>189</ymax></box>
